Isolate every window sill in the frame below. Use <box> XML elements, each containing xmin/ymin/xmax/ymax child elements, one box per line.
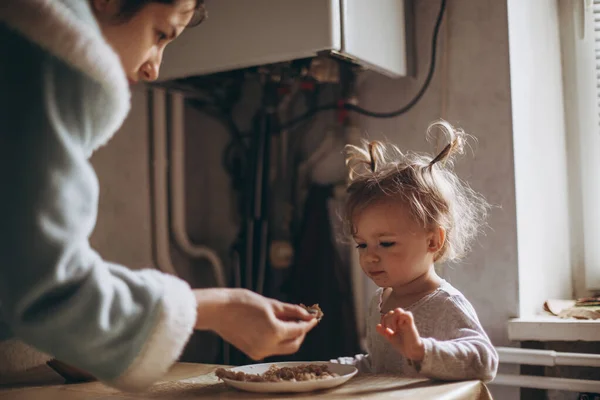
<box><xmin>508</xmin><ymin>316</ymin><xmax>600</xmax><ymax>342</ymax></box>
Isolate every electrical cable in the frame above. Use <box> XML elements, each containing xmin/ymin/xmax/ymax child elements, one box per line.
<box><xmin>281</xmin><ymin>0</ymin><xmax>447</xmax><ymax>130</ymax></box>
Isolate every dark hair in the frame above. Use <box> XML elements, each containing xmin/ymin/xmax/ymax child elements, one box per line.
<box><xmin>118</xmin><ymin>0</ymin><xmax>206</xmax><ymax>26</ymax></box>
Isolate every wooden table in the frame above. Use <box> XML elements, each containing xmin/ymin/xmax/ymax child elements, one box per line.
<box><xmin>0</xmin><ymin>363</ymin><xmax>493</xmax><ymax>399</ymax></box>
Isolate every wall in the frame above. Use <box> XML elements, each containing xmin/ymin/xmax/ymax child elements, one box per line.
<box><xmin>90</xmin><ymin>87</ymin><xmax>222</xmax><ymax>364</ymax></box>
<box><xmin>184</xmin><ymin>1</ymin><xmax>520</xmax><ymax>398</ymax></box>
<box><xmin>355</xmin><ymin>1</ymin><xmax>518</xmax><ymax>398</ymax></box>
<box><xmin>89</xmin><ymin>1</ymin><xmax>576</xmax><ymax>399</ymax></box>
<box><xmin>358</xmin><ymin>0</ymin><xmax>519</xmax><ymax>337</ymax></box>
<box><xmin>91</xmin><ymin>0</ymin><xmax>520</xmax><ymax>398</ymax></box>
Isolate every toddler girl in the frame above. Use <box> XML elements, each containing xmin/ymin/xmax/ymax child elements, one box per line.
<box><xmin>335</xmin><ymin>121</ymin><xmax>498</xmax><ymax>382</ymax></box>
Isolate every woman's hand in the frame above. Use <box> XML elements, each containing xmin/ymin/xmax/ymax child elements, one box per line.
<box><xmin>377</xmin><ymin>308</ymin><xmax>425</xmax><ymax>362</ymax></box>
<box><xmin>193</xmin><ymin>288</ymin><xmax>318</xmax><ymax>361</ymax></box>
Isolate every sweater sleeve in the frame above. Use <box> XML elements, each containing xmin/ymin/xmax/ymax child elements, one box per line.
<box><xmin>415</xmin><ymin>296</ymin><xmax>498</xmax><ymax>382</ymax></box>
<box><xmin>0</xmin><ymin>24</ymin><xmax>197</xmax><ymax>391</ymax></box>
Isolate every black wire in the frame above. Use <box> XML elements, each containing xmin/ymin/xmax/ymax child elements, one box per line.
<box><xmin>281</xmin><ymin>0</ymin><xmax>447</xmax><ymax>129</ymax></box>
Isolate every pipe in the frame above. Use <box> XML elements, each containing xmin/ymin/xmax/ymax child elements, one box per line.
<box><xmin>492</xmin><ymin>346</ymin><xmax>600</xmax><ymax>392</ymax></box>
<box><xmin>492</xmin><ymin>374</ymin><xmax>600</xmax><ymax>392</ymax></box>
<box><xmin>153</xmin><ymin>88</ymin><xmax>230</xmax><ymax>365</ymax></box>
<box><xmin>169</xmin><ymin>91</ymin><xmax>227</xmax><ymax>288</ymax></box>
<box><xmin>496</xmin><ymin>346</ymin><xmax>600</xmax><ymax>368</ymax></box>
<box><xmin>149</xmin><ymin>88</ymin><xmax>178</xmax><ymax>276</ymax></box>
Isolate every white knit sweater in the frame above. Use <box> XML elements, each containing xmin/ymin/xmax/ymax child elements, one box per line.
<box><xmin>335</xmin><ymin>281</ymin><xmax>498</xmax><ymax>382</ymax></box>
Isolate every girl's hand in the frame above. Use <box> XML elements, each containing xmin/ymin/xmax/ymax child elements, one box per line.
<box><xmin>376</xmin><ymin>308</ymin><xmax>425</xmax><ymax>362</ymax></box>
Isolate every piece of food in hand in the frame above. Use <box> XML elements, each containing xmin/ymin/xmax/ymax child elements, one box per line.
<box><xmin>300</xmin><ymin>304</ymin><xmax>324</xmax><ymax>321</ymax></box>
<box><xmin>215</xmin><ymin>364</ymin><xmax>339</xmax><ymax>382</ymax></box>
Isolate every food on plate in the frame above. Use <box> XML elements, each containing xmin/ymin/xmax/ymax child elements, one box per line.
<box><xmin>215</xmin><ymin>364</ymin><xmax>339</xmax><ymax>383</ymax></box>
<box><xmin>300</xmin><ymin>303</ymin><xmax>324</xmax><ymax>321</ymax></box>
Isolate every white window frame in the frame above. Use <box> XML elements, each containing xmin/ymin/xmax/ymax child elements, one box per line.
<box><xmin>559</xmin><ymin>0</ymin><xmax>600</xmax><ymax>292</ymax></box>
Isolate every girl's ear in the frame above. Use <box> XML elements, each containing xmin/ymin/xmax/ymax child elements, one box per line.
<box><xmin>427</xmin><ymin>226</ymin><xmax>446</xmax><ymax>254</ymax></box>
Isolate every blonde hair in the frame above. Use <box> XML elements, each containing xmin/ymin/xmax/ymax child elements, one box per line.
<box><xmin>344</xmin><ymin>120</ymin><xmax>489</xmax><ymax>263</ymax></box>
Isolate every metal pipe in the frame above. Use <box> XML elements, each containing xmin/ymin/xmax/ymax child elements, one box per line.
<box><xmin>492</xmin><ymin>346</ymin><xmax>600</xmax><ymax>392</ymax></box>
<box><xmin>155</xmin><ymin>89</ymin><xmax>230</xmax><ymax>365</ymax></box>
<box><xmin>492</xmin><ymin>374</ymin><xmax>600</xmax><ymax>392</ymax></box>
<box><xmin>496</xmin><ymin>346</ymin><xmax>600</xmax><ymax>368</ymax></box>
<box><xmin>169</xmin><ymin>91</ymin><xmax>226</xmax><ymax>288</ymax></box>
<box><xmin>149</xmin><ymin>88</ymin><xmax>178</xmax><ymax>276</ymax></box>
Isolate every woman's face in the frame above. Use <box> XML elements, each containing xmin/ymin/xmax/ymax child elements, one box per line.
<box><xmin>92</xmin><ymin>0</ymin><xmax>196</xmax><ymax>84</ymax></box>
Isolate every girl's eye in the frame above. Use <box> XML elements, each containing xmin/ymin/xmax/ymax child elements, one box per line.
<box><xmin>355</xmin><ymin>243</ymin><xmax>367</xmax><ymax>249</ymax></box>
<box><xmin>380</xmin><ymin>242</ymin><xmax>396</xmax><ymax>248</ymax></box>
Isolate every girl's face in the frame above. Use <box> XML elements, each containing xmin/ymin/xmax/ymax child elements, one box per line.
<box><xmin>91</xmin><ymin>0</ymin><xmax>196</xmax><ymax>84</ymax></box>
<box><xmin>352</xmin><ymin>201</ymin><xmax>443</xmax><ymax>290</ymax></box>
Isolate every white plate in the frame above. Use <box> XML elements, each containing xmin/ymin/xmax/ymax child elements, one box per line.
<box><xmin>217</xmin><ymin>361</ymin><xmax>358</xmax><ymax>393</ymax></box>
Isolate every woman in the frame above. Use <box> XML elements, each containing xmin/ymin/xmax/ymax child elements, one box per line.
<box><xmin>0</xmin><ymin>0</ymin><xmax>318</xmax><ymax>391</ymax></box>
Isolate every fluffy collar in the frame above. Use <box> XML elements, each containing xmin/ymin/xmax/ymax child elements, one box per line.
<box><xmin>0</xmin><ymin>0</ymin><xmax>131</xmax><ymax>151</ymax></box>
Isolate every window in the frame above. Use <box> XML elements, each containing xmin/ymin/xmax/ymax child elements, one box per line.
<box><xmin>559</xmin><ymin>0</ymin><xmax>600</xmax><ymax>293</ymax></box>
<box><xmin>595</xmin><ymin>0</ymin><xmax>600</xmax><ymax>124</ymax></box>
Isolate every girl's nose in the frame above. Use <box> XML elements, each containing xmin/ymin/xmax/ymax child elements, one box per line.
<box><xmin>365</xmin><ymin>251</ymin><xmax>380</xmax><ymax>264</ymax></box>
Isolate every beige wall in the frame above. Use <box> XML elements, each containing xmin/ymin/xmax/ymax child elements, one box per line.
<box><xmin>357</xmin><ymin>0</ymin><xmax>519</xmax><ymax>338</ymax></box>
<box><xmin>355</xmin><ymin>2</ymin><xmax>518</xmax><ymax>398</ymax></box>
<box><xmin>90</xmin><ymin>87</ymin><xmax>222</xmax><ymax>363</ymax></box>
<box><xmin>89</xmin><ymin>1</ymin><xmax>569</xmax><ymax>398</ymax></box>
